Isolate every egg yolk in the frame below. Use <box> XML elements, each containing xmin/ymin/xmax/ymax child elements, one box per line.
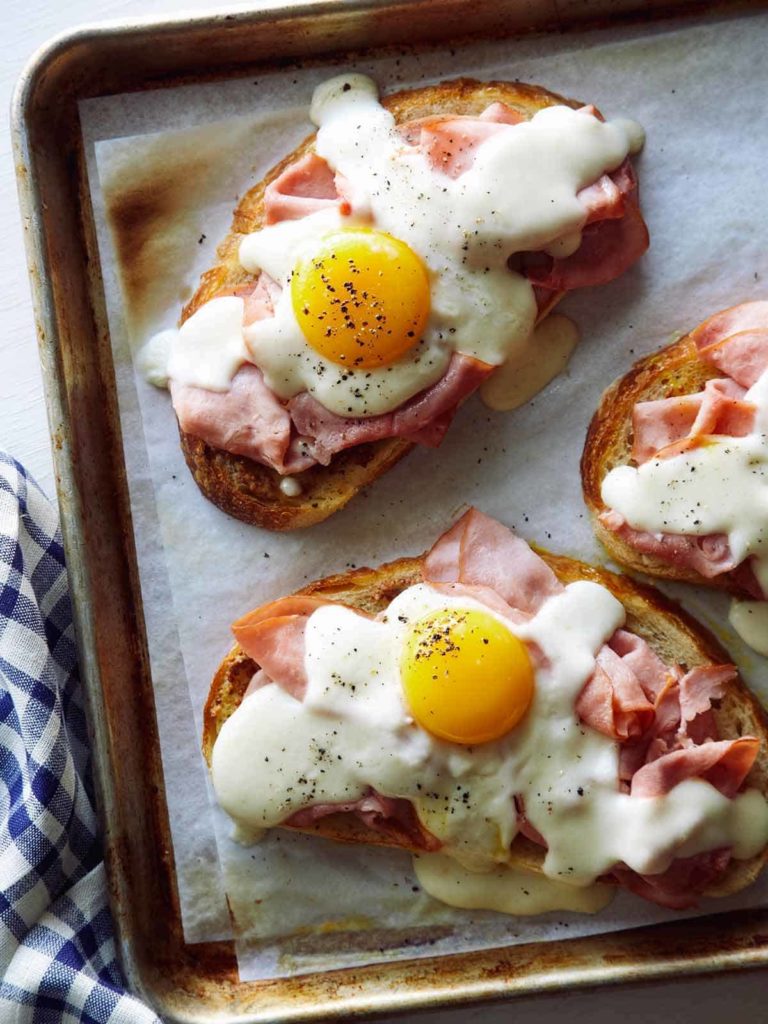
<box><xmin>401</xmin><ymin>608</ymin><xmax>534</xmax><ymax>745</ymax></box>
<box><xmin>290</xmin><ymin>229</ymin><xmax>430</xmax><ymax>369</ymax></box>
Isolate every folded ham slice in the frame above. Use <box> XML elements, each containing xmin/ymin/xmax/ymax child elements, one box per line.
<box><xmin>171</xmin><ymin>365</ymin><xmax>316</xmax><ymax>475</ymax></box>
<box><xmin>286</xmin><ymin>790</ymin><xmax>442</xmax><ymax>851</ymax></box>
<box><xmin>287</xmin><ymin>353</ymin><xmax>494</xmax><ymax>466</ymax></box>
<box><xmin>575</xmin><ymin>645</ymin><xmax>655</xmax><ymax>741</ymax></box>
<box><xmin>690</xmin><ymin>300</ymin><xmax>768</xmax><ymax>381</ymax></box>
<box><xmin>632</xmin><ymin>738</ymin><xmax>760</xmax><ymax>800</ymax></box>
<box><xmin>232</xmin><ymin>595</ymin><xmax>342</xmax><ymax>699</ymax></box>
<box><xmin>263</xmin><ymin>152</ymin><xmax>341</xmax><ymax>224</ymax></box>
<box><xmin>424</xmin><ymin>508</ymin><xmax>563</xmax><ymax>613</ymax></box>
<box><xmin>600</xmin><ymin>510</ymin><xmax>745</xmax><ymax>580</ymax></box>
<box><xmin>610</xmin><ymin>848</ymin><xmax>732</xmax><ymax>910</ymax></box>
<box><xmin>631</xmin><ymin>378</ymin><xmax>756</xmax><ymax>465</ymax></box>
<box><xmin>231</xmin><ymin>511</ymin><xmax>754</xmax><ymax>906</ymax></box>
<box><xmin>523</xmin><ymin>197</ymin><xmax>648</xmax><ymax>292</ymax></box>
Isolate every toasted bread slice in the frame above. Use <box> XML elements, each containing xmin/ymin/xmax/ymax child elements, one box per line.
<box><xmin>203</xmin><ymin>549</ymin><xmax>768</xmax><ymax>899</ymax></box>
<box><xmin>178</xmin><ymin>79</ymin><xmax>577</xmax><ymax>531</ymax></box>
<box><xmin>581</xmin><ymin>331</ymin><xmax>757</xmax><ymax>596</ymax></box>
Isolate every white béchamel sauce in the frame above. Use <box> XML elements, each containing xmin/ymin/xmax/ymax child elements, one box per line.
<box><xmin>166</xmin><ymin>296</ymin><xmax>248</xmax><ymax>392</ymax></box>
<box><xmin>279</xmin><ymin>476</ymin><xmax>303</xmax><ymax>497</ymax></box>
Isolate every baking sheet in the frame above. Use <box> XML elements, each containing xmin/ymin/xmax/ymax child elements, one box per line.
<box><xmin>80</xmin><ymin>8</ymin><xmax>768</xmax><ymax>980</ymax></box>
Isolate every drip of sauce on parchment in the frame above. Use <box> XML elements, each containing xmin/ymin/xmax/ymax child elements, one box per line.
<box><xmin>480</xmin><ymin>314</ymin><xmax>579</xmax><ymax>411</ymax></box>
<box><xmin>729</xmin><ymin>601</ymin><xmax>768</xmax><ymax>657</ymax></box>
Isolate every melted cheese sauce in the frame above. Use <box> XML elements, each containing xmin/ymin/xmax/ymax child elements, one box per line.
<box><xmin>148</xmin><ymin>75</ymin><xmax>643</xmax><ymax>420</ymax></box>
<box><xmin>602</xmin><ymin>369</ymin><xmax>768</xmax><ymax>602</ymax></box>
<box><xmin>413</xmin><ymin>853</ymin><xmax>614</xmax><ymax>915</ymax></box>
<box><xmin>211</xmin><ymin>580</ymin><xmax>768</xmax><ymax>909</ymax></box>
<box><xmin>279</xmin><ymin>476</ymin><xmax>303</xmax><ymax>497</ymax></box>
<box><xmin>137</xmin><ymin>328</ymin><xmax>175</xmax><ymax>388</ymax></box>
<box><xmin>166</xmin><ymin>295</ymin><xmax>248</xmax><ymax>392</ymax></box>
<box><xmin>480</xmin><ymin>314</ymin><xmax>579</xmax><ymax>411</ymax></box>
<box><xmin>730</xmin><ymin>600</ymin><xmax>768</xmax><ymax>657</ymax></box>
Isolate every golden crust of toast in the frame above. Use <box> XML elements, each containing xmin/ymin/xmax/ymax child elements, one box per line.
<box><xmin>179</xmin><ymin>79</ymin><xmax>574</xmax><ymax>530</ymax></box>
<box><xmin>581</xmin><ymin>331</ymin><xmax>756</xmax><ymax>597</ymax></box>
<box><xmin>203</xmin><ymin>550</ymin><xmax>768</xmax><ymax>900</ymax></box>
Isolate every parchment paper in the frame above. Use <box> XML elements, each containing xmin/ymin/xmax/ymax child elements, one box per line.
<box><xmin>80</xmin><ymin>7</ymin><xmax>768</xmax><ymax>980</ymax></box>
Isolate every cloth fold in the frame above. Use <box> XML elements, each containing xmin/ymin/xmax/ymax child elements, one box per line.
<box><xmin>0</xmin><ymin>452</ymin><xmax>160</xmax><ymax>1022</ymax></box>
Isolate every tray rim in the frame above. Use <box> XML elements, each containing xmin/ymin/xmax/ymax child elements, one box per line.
<box><xmin>11</xmin><ymin>0</ymin><xmax>768</xmax><ymax>1020</ymax></box>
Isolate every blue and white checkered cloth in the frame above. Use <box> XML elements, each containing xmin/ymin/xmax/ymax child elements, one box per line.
<box><xmin>0</xmin><ymin>452</ymin><xmax>161</xmax><ymax>1023</ymax></box>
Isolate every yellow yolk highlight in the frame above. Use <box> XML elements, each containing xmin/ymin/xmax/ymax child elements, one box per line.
<box><xmin>401</xmin><ymin>608</ymin><xmax>534</xmax><ymax>745</ymax></box>
<box><xmin>290</xmin><ymin>229</ymin><xmax>430</xmax><ymax>368</ymax></box>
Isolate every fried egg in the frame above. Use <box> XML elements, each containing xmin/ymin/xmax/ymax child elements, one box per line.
<box><xmin>211</xmin><ymin>577</ymin><xmax>768</xmax><ymax>914</ymax></box>
<box><xmin>165</xmin><ymin>75</ymin><xmax>644</xmax><ymax>418</ymax></box>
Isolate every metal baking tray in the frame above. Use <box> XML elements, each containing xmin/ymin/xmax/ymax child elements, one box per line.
<box><xmin>12</xmin><ymin>0</ymin><xmax>768</xmax><ymax>1019</ymax></box>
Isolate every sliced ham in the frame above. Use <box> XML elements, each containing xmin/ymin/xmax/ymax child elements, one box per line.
<box><xmin>286</xmin><ymin>789</ymin><xmax>441</xmax><ymax>851</ymax></box>
<box><xmin>631</xmin><ymin>378</ymin><xmax>755</xmax><ymax>465</ymax></box>
<box><xmin>609</xmin><ymin>848</ymin><xmax>732</xmax><ymax>910</ymax></box>
<box><xmin>608</xmin><ymin>629</ymin><xmax>670</xmax><ymax>700</ymax></box>
<box><xmin>690</xmin><ymin>301</ymin><xmax>768</xmax><ymax>369</ymax></box>
<box><xmin>678</xmin><ymin>664</ymin><xmax>734</xmax><ymax>726</ymax></box>
<box><xmin>232</xmin><ymin>595</ymin><xmax>339</xmax><ymax>700</ymax></box>
<box><xmin>264</xmin><ymin>152</ymin><xmax>341</xmax><ymax>224</ymax></box>
<box><xmin>171</xmin><ymin>365</ymin><xmax>316</xmax><ymax>475</ymax></box>
<box><xmin>523</xmin><ymin>199</ymin><xmax>649</xmax><ymax>291</ymax></box>
<box><xmin>424</xmin><ymin>507</ymin><xmax>563</xmax><ymax>614</ymax></box>
<box><xmin>698</xmin><ymin>327</ymin><xmax>768</xmax><ymax>389</ymax></box>
<box><xmin>242</xmin><ymin>273</ymin><xmax>281</xmax><ymax>325</ymax></box>
<box><xmin>617</xmin><ymin>664</ymin><xmax>728</xmax><ymax>783</ymax></box>
<box><xmin>578</xmin><ymin>173</ymin><xmax>625</xmax><ymax>225</ymax></box>
<box><xmin>579</xmin><ymin>160</ymin><xmax>636</xmax><ymax>225</ymax></box>
<box><xmin>212</xmin><ymin>274</ymin><xmax>281</xmax><ymax>324</ymax></box>
<box><xmin>417</xmin><ymin>117</ymin><xmax>508</xmax><ymax>178</ymax></box>
<box><xmin>576</xmin><ymin>645</ymin><xmax>655</xmax><ymax>741</ymax></box>
<box><xmin>287</xmin><ymin>353</ymin><xmax>494</xmax><ymax>465</ymax></box>
<box><xmin>631</xmin><ymin>737</ymin><xmax>760</xmax><ymax>799</ymax></box>
<box><xmin>426</xmin><ymin>580</ymin><xmax>531</xmax><ymax>628</ymax></box>
<box><xmin>397</xmin><ymin>103</ymin><xmax>523</xmax><ymax>164</ymax></box>
<box><xmin>631</xmin><ymin>394</ymin><xmax>704</xmax><ymax>464</ymax></box>
<box><xmin>480</xmin><ymin>101</ymin><xmax>525</xmax><ymax>126</ymax></box>
<box><xmin>598</xmin><ymin>510</ymin><xmax>742</xmax><ymax>581</ymax></box>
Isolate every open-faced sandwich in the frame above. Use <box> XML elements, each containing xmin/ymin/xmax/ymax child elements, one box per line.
<box><xmin>145</xmin><ymin>74</ymin><xmax>648</xmax><ymax>529</ymax></box>
<box><xmin>203</xmin><ymin>510</ymin><xmax>768</xmax><ymax>914</ymax></box>
<box><xmin>582</xmin><ymin>301</ymin><xmax>768</xmax><ymax>655</ymax></box>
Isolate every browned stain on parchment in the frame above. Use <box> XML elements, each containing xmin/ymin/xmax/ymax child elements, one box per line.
<box><xmin>100</xmin><ymin>119</ymin><xmax>263</xmax><ymax>341</ymax></box>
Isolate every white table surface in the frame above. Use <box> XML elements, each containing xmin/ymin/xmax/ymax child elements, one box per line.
<box><xmin>3</xmin><ymin>0</ymin><xmax>767</xmax><ymax>1018</ymax></box>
